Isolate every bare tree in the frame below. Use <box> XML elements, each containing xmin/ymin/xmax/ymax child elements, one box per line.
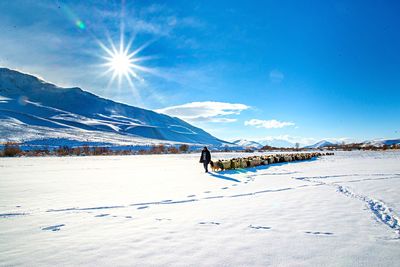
<box><xmin>295</xmin><ymin>143</ymin><xmax>300</xmax><ymax>150</ymax></box>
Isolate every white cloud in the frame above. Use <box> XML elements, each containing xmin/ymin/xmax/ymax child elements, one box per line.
<box><xmin>156</xmin><ymin>101</ymin><xmax>249</xmax><ymax>123</ymax></box>
<box><xmin>244</xmin><ymin>119</ymin><xmax>295</xmax><ymax>129</ymax></box>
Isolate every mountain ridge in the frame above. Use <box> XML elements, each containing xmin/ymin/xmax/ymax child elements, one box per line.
<box><xmin>304</xmin><ymin>140</ymin><xmax>337</xmax><ymax>149</ymax></box>
<box><xmin>231</xmin><ymin>139</ymin><xmax>263</xmax><ymax>149</ymax></box>
<box><xmin>0</xmin><ymin>68</ymin><xmax>230</xmax><ymax>147</ymax></box>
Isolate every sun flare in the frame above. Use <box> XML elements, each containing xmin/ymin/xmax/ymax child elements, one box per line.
<box><xmin>108</xmin><ymin>50</ymin><xmax>132</xmax><ymax>76</ymax></box>
<box><xmin>99</xmin><ymin>36</ymin><xmax>155</xmax><ymax>88</ymax></box>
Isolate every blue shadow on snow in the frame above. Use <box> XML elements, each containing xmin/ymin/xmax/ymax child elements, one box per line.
<box><xmin>215</xmin><ymin>157</ymin><xmax>319</xmax><ymax>176</ymax></box>
<box><xmin>208</xmin><ymin>172</ymin><xmax>241</xmax><ymax>183</ymax></box>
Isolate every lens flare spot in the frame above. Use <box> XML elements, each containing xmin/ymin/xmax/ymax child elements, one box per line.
<box><xmin>76</xmin><ymin>20</ymin><xmax>85</xmax><ymax>29</ymax></box>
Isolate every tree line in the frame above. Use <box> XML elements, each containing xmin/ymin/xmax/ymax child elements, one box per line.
<box><xmin>0</xmin><ymin>142</ymin><xmax>190</xmax><ymax>157</ymax></box>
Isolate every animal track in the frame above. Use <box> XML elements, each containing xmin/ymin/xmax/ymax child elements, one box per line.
<box><xmin>337</xmin><ymin>185</ymin><xmax>400</xmax><ymax>236</ymax></box>
<box><xmin>249</xmin><ymin>225</ymin><xmax>271</xmax><ymax>230</ymax></box>
<box><xmin>305</xmin><ymin>231</ymin><xmax>333</xmax><ymax>236</ymax></box>
<box><xmin>94</xmin><ymin>214</ymin><xmax>109</xmax><ymax>217</ymax></box>
<box><xmin>156</xmin><ymin>218</ymin><xmax>172</xmax><ymax>221</ymax></box>
<box><xmin>47</xmin><ymin>205</ymin><xmax>124</xmax><ymax>212</ymax></box>
<box><xmin>42</xmin><ymin>224</ymin><xmax>65</xmax><ymax>231</ymax></box>
<box><xmin>199</xmin><ymin>221</ymin><xmax>220</xmax><ymax>225</ymax></box>
<box><xmin>204</xmin><ymin>195</ymin><xmax>224</xmax><ymax>200</ymax></box>
<box><xmin>293</xmin><ymin>174</ymin><xmax>400</xmax><ymax>237</ymax></box>
<box><xmin>162</xmin><ymin>199</ymin><xmax>198</xmax><ymax>204</ymax></box>
<box><xmin>0</xmin><ymin>212</ymin><xmax>27</xmax><ymax>218</ymax></box>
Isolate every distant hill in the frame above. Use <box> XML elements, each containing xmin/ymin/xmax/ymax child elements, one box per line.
<box><xmin>231</xmin><ymin>139</ymin><xmax>263</xmax><ymax>149</ymax></box>
<box><xmin>258</xmin><ymin>139</ymin><xmax>296</xmax><ymax>148</ymax></box>
<box><xmin>304</xmin><ymin>140</ymin><xmax>337</xmax><ymax>149</ymax></box>
<box><xmin>362</xmin><ymin>138</ymin><xmax>400</xmax><ymax>147</ymax></box>
<box><xmin>0</xmin><ymin>68</ymin><xmax>231</xmax><ymax>148</ymax></box>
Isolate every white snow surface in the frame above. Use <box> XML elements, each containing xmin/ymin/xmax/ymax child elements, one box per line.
<box><xmin>231</xmin><ymin>139</ymin><xmax>263</xmax><ymax>149</ymax></box>
<box><xmin>304</xmin><ymin>140</ymin><xmax>337</xmax><ymax>148</ymax></box>
<box><xmin>1</xmin><ymin>151</ymin><xmax>399</xmax><ymax>266</ymax></box>
<box><xmin>362</xmin><ymin>138</ymin><xmax>400</xmax><ymax>147</ymax></box>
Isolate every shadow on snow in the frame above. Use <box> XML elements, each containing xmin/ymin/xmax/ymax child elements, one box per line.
<box><xmin>208</xmin><ymin>172</ymin><xmax>241</xmax><ymax>183</ymax></box>
<box><xmin>209</xmin><ymin>157</ymin><xmax>319</xmax><ymax>180</ymax></box>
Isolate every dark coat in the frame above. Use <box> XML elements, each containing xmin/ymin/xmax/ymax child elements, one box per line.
<box><xmin>199</xmin><ymin>149</ymin><xmax>211</xmax><ymax>163</ymax></box>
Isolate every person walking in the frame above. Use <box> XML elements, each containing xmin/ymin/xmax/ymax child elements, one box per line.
<box><xmin>199</xmin><ymin>146</ymin><xmax>211</xmax><ymax>173</ymax></box>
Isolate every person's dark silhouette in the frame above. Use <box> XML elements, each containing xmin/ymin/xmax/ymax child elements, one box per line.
<box><xmin>199</xmin><ymin>147</ymin><xmax>211</xmax><ymax>173</ymax></box>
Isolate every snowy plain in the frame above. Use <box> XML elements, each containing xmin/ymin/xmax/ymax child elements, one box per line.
<box><xmin>0</xmin><ymin>151</ymin><xmax>399</xmax><ymax>266</ymax></box>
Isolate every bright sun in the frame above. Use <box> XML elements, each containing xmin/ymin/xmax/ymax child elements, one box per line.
<box><xmin>99</xmin><ymin>36</ymin><xmax>154</xmax><ymax>88</ymax></box>
<box><xmin>109</xmin><ymin>51</ymin><xmax>132</xmax><ymax>76</ymax></box>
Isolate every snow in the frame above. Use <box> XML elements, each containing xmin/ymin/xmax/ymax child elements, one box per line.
<box><xmin>258</xmin><ymin>138</ymin><xmax>296</xmax><ymax>148</ymax></box>
<box><xmin>304</xmin><ymin>140</ymin><xmax>337</xmax><ymax>148</ymax></box>
<box><xmin>0</xmin><ymin>151</ymin><xmax>399</xmax><ymax>266</ymax></box>
<box><xmin>363</xmin><ymin>138</ymin><xmax>400</xmax><ymax>147</ymax></box>
<box><xmin>0</xmin><ymin>117</ymin><xmax>181</xmax><ymax>147</ymax></box>
<box><xmin>231</xmin><ymin>139</ymin><xmax>263</xmax><ymax>148</ymax></box>
<box><xmin>0</xmin><ymin>68</ymin><xmax>230</xmax><ymax>147</ymax></box>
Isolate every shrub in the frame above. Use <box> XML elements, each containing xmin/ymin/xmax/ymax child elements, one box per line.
<box><xmin>93</xmin><ymin>147</ymin><xmax>110</xmax><ymax>155</ymax></box>
<box><xmin>179</xmin><ymin>144</ymin><xmax>189</xmax><ymax>153</ymax></box>
<box><xmin>56</xmin><ymin>146</ymin><xmax>72</xmax><ymax>156</ymax></box>
<box><xmin>150</xmin><ymin>145</ymin><xmax>165</xmax><ymax>154</ymax></box>
<box><xmin>3</xmin><ymin>142</ymin><xmax>22</xmax><ymax>157</ymax></box>
<box><xmin>167</xmin><ymin>146</ymin><xmax>179</xmax><ymax>154</ymax></box>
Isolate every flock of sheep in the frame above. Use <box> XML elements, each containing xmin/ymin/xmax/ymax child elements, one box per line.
<box><xmin>210</xmin><ymin>152</ymin><xmax>334</xmax><ymax>172</ymax></box>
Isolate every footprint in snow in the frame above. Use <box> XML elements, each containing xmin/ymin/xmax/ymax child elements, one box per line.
<box><xmin>204</xmin><ymin>195</ymin><xmax>224</xmax><ymax>200</ymax></box>
<box><xmin>221</xmin><ymin>187</ymin><xmax>229</xmax><ymax>190</ymax></box>
<box><xmin>204</xmin><ymin>191</ymin><xmax>211</xmax><ymax>194</ymax></box>
<box><xmin>199</xmin><ymin>221</ymin><xmax>220</xmax><ymax>225</ymax></box>
<box><xmin>156</xmin><ymin>218</ymin><xmax>172</xmax><ymax>221</ymax></box>
<box><xmin>305</xmin><ymin>231</ymin><xmax>333</xmax><ymax>236</ymax></box>
<box><xmin>249</xmin><ymin>225</ymin><xmax>271</xmax><ymax>230</ymax></box>
<box><xmin>187</xmin><ymin>195</ymin><xmax>196</xmax><ymax>198</ymax></box>
<box><xmin>0</xmin><ymin>213</ymin><xmax>26</xmax><ymax>218</ymax></box>
<box><xmin>94</xmin><ymin>214</ymin><xmax>109</xmax><ymax>217</ymax></box>
<box><xmin>137</xmin><ymin>206</ymin><xmax>149</xmax><ymax>210</ymax></box>
<box><xmin>42</xmin><ymin>224</ymin><xmax>65</xmax><ymax>232</ymax></box>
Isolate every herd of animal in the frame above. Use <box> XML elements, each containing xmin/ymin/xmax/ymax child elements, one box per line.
<box><xmin>210</xmin><ymin>152</ymin><xmax>334</xmax><ymax>172</ymax></box>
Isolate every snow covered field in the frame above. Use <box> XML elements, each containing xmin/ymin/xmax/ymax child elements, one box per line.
<box><xmin>0</xmin><ymin>151</ymin><xmax>399</xmax><ymax>266</ymax></box>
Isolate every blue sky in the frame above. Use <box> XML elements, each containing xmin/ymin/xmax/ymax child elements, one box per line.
<box><xmin>0</xmin><ymin>0</ymin><xmax>399</xmax><ymax>144</ymax></box>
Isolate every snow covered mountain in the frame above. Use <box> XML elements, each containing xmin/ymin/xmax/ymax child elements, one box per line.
<box><xmin>0</xmin><ymin>68</ymin><xmax>230</xmax><ymax>148</ymax></box>
<box><xmin>258</xmin><ymin>139</ymin><xmax>296</xmax><ymax>148</ymax></box>
<box><xmin>304</xmin><ymin>140</ymin><xmax>337</xmax><ymax>149</ymax></box>
<box><xmin>362</xmin><ymin>138</ymin><xmax>400</xmax><ymax>147</ymax></box>
<box><xmin>231</xmin><ymin>139</ymin><xmax>263</xmax><ymax>149</ymax></box>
